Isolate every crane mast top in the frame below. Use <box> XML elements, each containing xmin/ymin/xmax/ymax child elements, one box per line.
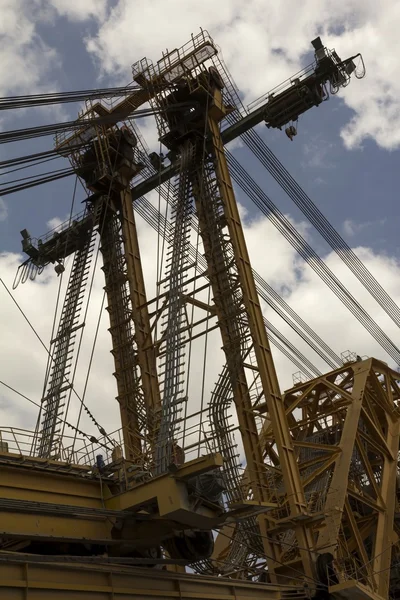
<box><xmin>4</xmin><ymin>28</ymin><xmax>397</xmax><ymax>600</ymax></box>
<box><xmin>17</xmin><ymin>33</ymin><xmax>364</xmax><ymax>278</ymax></box>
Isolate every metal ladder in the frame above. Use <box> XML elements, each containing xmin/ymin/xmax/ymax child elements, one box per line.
<box><xmin>36</xmin><ymin>226</ymin><xmax>96</xmax><ymax>459</ymax></box>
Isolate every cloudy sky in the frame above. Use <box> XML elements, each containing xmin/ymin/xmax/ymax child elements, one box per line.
<box><xmin>0</xmin><ymin>0</ymin><xmax>399</xmax><ymax>456</ymax></box>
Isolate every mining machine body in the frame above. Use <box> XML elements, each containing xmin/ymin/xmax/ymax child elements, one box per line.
<box><xmin>2</xmin><ymin>30</ymin><xmax>393</xmax><ymax>600</ymax></box>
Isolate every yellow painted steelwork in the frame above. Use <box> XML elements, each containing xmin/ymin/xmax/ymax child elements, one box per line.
<box><xmin>0</xmin><ymin>558</ymin><xmax>298</xmax><ymax>600</ymax></box>
<box><xmin>202</xmin><ymin>88</ymin><xmax>316</xmax><ymax>583</ymax></box>
<box><xmin>4</xmin><ymin>28</ymin><xmax>388</xmax><ymax>600</ymax></box>
<box><xmin>213</xmin><ymin>358</ymin><xmax>400</xmax><ymax>600</ymax></box>
<box><xmin>0</xmin><ymin>454</ymin><xmax>236</xmax><ymax>549</ymax></box>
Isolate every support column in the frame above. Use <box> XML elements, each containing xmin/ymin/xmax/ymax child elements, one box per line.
<box><xmin>206</xmin><ymin>108</ymin><xmax>315</xmax><ymax>580</ymax></box>
<box><xmin>101</xmin><ymin>209</ymin><xmax>143</xmax><ymax>461</ymax></box>
<box><xmin>121</xmin><ymin>189</ymin><xmax>161</xmax><ymax>452</ymax></box>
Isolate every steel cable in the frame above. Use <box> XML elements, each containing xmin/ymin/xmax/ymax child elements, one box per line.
<box><xmin>0</xmin><ymin>380</ymin><xmax>112</xmax><ymax>452</ymax></box>
<box><xmin>0</xmin><ymin>278</ymin><xmax>114</xmax><ymax>449</ymax></box>
<box><xmin>0</xmin><ymin>85</ymin><xmax>140</xmax><ymax>110</ymax></box>
<box><xmin>241</xmin><ymin>127</ymin><xmax>400</xmax><ymax>330</ymax></box>
<box><xmin>130</xmin><ymin>147</ymin><xmax>339</xmax><ymax>372</ymax></box>
<box><xmin>226</xmin><ymin>150</ymin><xmax>400</xmax><ymax>365</ymax></box>
<box><xmin>219</xmin><ymin>74</ymin><xmax>400</xmax><ymax>350</ymax></box>
<box><xmin>134</xmin><ymin>195</ymin><xmax>321</xmax><ymax>378</ymax></box>
<box><xmin>211</xmin><ymin>58</ymin><xmax>400</xmax><ymax>364</ymax></box>
<box><xmin>0</xmin><ymin>169</ymin><xmax>75</xmax><ymax>196</ymax></box>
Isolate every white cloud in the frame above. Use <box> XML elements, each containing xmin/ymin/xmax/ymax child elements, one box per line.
<box><xmin>0</xmin><ymin>0</ymin><xmax>110</xmax><ymax>101</ymax></box>
<box><xmin>330</xmin><ymin>4</ymin><xmax>400</xmax><ymax>150</ymax></box>
<box><xmin>45</xmin><ymin>0</ymin><xmax>109</xmax><ymax>22</ymax></box>
<box><xmin>302</xmin><ymin>136</ymin><xmax>336</xmax><ymax>169</ymax></box>
<box><xmin>0</xmin><ymin>1</ymin><xmax>59</xmax><ymax>96</ymax></box>
<box><xmin>243</xmin><ymin>210</ymin><xmax>310</xmax><ymax>293</ymax></box>
<box><xmin>279</xmin><ymin>244</ymin><xmax>400</xmax><ymax>369</ymax></box>
<box><xmin>85</xmin><ymin>0</ymin><xmax>400</xmax><ymax>150</ymax></box>
<box><xmin>46</xmin><ymin>214</ymin><xmax>71</xmax><ymax>231</ymax></box>
<box><xmin>343</xmin><ymin>217</ymin><xmax>386</xmax><ymax>237</ymax></box>
<box><xmin>343</xmin><ymin>219</ymin><xmax>357</xmax><ymax>237</ymax></box>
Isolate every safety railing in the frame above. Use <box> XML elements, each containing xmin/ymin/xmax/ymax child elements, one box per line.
<box><xmin>292</xmin><ymin>370</ymin><xmax>309</xmax><ymax>386</ymax></box>
<box><xmin>132</xmin><ymin>30</ymin><xmax>217</xmax><ymax>85</ymax></box>
<box><xmin>0</xmin><ymin>427</ymin><xmax>83</xmax><ymax>462</ymax></box>
<box><xmin>340</xmin><ymin>350</ymin><xmax>369</xmax><ymax>365</ymax></box>
<box><xmin>247</xmin><ymin>62</ymin><xmax>316</xmax><ymax>112</ymax></box>
<box><xmin>0</xmin><ymin>417</ymin><xmax>242</xmax><ymax>481</ymax></box>
<box><xmin>30</xmin><ymin>208</ymin><xmax>87</xmax><ymax>246</ymax></box>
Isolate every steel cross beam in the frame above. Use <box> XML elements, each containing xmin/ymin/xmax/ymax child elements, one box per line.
<box><xmin>0</xmin><ymin>557</ymin><xmax>299</xmax><ymax>600</ymax></box>
<box><xmin>130</xmin><ymin>105</ymin><xmax>267</xmax><ymax>201</ymax></box>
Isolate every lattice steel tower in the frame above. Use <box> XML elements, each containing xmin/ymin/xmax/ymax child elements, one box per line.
<box><xmin>8</xmin><ymin>31</ymin><xmax>395</xmax><ymax>600</ymax></box>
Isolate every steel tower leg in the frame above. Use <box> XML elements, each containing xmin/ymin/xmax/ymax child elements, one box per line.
<box><xmin>101</xmin><ymin>207</ymin><xmax>144</xmax><ymax>462</ymax></box>
<box><xmin>189</xmin><ymin>88</ymin><xmax>315</xmax><ymax>582</ymax></box>
<box><xmin>120</xmin><ymin>189</ymin><xmax>162</xmax><ymax>461</ymax></box>
<box><xmin>100</xmin><ymin>187</ymin><xmax>161</xmax><ymax>465</ymax></box>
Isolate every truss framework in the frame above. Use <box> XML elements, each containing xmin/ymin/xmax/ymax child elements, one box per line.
<box><xmin>215</xmin><ymin>358</ymin><xmax>400</xmax><ymax>597</ymax></box>
<box><xmin>6</xmin><ymin>27</ymin><xmax>382</xmax><ymax>600</ymax></box>
<box><xmin>35</xmin><ymin>224</ymin><xmax>96</xmax><ymax>458</ymax></box>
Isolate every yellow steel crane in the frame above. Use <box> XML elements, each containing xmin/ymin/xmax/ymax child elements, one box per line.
<box><xmin>2</xmin><ymin>30</ymin><xmax>395</xmax><ymax>600</ymax></box>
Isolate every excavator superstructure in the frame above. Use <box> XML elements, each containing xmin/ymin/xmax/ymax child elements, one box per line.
<box><xmin>2</xmin><ymin>31</ymin><xmax>391</xmax><ymax>600</ymax></box>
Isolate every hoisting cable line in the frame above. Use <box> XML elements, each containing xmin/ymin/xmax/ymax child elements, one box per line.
<box><xmin>0</xmin><ymin>82</ymin><xmax>178</xmax><ymax>111</ymax></box>
<box><xmin>223</xmin><ymin>95</ymin><xmax>400</xmax><ymax>336</ymax></box>
<box><xmin>0</xmin><ymin>380</ymin><xmax>112</xmax><ymax>452</ymax></box>
<box><xmin>0</xmin><ymin>155</ymin><xmax>60</xmax><ymax>178</ymax></box>
<box><xmin>71</xmin><ymin>291</ymin><xmax>106</xmax><ymax>454</ymax></box>
<box><xmin>134</xmin><ymin>173</ymin><xmax>340</xmax><ymax>369</ymax></box>
<box><xmin>0</xmin><ymin>144</ymin><xmax>85</xmax><ymax>170</ymax></box>
<box><xmin>0</xmin><ymin>278</ymin><xmax>114</xmax><ymax>448</ymax></box>
<box><xmin>0</xmin><ymin>102</ymin><xmax>198</xmax><ymax>145</ymax></box>
<box><xmin>134</xmin><ymin>196</ymin><xmax>322</xmax><ymax>377</ymax></box>
<box><xmin>0</xmin><ymin>160</ymin><xmax>98</xmax><ymax>196</ymax></box>
<box><xmin>225</xmin><ymin>150</ymin><xmax>400</xmax><ymax>366</ymax></box>
<box><xmin>197</xmin><ymin>68</ymin><xmax>399</xmax><ymax>362</ymax></box>
<box><xmin>0</xmin><ymin>85</ymin><xmax>141</xmax><ymax>110</ymax></box>
<box><xmin>0</xmin><ymin>169</ymin><xmax>75</xmax><ymax>196</ymax></box>
<box><xmin>265</xmin><ymin>324</ymin><xmax>319</xmax><ymax>378</ymax></box>
<box><xmin>186</xmin><ymin>206</ymin><xmax>337</xmax><ymax>370</ymax></box>
<box><xmin>0</xmin><ymin>166</ymin><xmax>76</xmax><ymax>187</ymax></box>
<box><xmin>0</xmin><ymin>111</ymin><xmax>157</xmax><ymax>144</ymax></box>
<box><xmin>244</xmin><ymin>128</ymin><xmax>400</xmax><ymax>329</ymax></box>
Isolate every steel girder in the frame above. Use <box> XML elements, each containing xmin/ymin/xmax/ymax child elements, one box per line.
<box><xmin>216</xmin><ymin>358</ymin><xmax>400</xmax><ymax>599</ymax></box>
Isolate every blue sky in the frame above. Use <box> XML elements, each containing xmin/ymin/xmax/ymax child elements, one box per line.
<box><xmin>1</xmin><ymin>0</ymin><xmax>400</xmax><ymax>437</ymax></box>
